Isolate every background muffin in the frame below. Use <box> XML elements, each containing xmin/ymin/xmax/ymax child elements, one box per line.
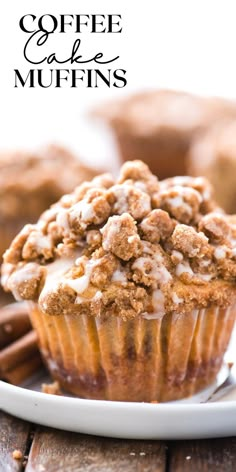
<box><xmin>2</xmin><ymin>161</ymin><xmax>236</xmax><ymax>402</ymax></box>
<box><xmin>93</xmin><ymin>90</ymin><xmax>236</xmax><ymax>179</ymax></box>
<box><xmin>189</xmin><ymin>120</ymin><xmax>236</xmax><ymax>214</ymax></box>
<box><xmin>0</xmin><ymin>144</ymin><xmax>98</xmax><ymax>260</ymax></box>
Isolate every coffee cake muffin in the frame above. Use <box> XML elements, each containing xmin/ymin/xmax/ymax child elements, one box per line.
<box><xmin>94</xmin><ymin>90</ymin><xmax>236</xmax><ymax>179</ymax></box>
<box><xmin>189</xmin><ymin>120</ymin><xmax>236</xmax><ymax>214</ymax></box>
<box><xmin>2</xmin><ymin>161</ymin><xmax>236</xmax><ymax>402</ymax></box>
<box><xmin>0</xmin><ymin>145</ymin><xmax>98</xmax><ymax>259</ymax></box>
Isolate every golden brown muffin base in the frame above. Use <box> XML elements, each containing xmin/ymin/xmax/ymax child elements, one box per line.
<box><xmin>30</xmin><ymin>303</ymin><xmax>235</xmax><ymax>402</ymax></box>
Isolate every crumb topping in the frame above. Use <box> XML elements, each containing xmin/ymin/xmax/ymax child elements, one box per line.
<box><xmin>2</xmin><ymin>160</ymin><xmax>236</xmax><ymax>319</ymax></box>
<box><xmin>42</xmin><ymin>380</ymin><xmax>61</xmax><ymax>395</ymax></box>
<box><xmin>101</xmin><ymin>213</ymin><xmax>141</xmax><ymax>261</ymax></box>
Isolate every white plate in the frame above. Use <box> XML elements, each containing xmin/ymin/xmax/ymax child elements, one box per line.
<box><xmin>1</xmin><ymin>329</ymin><xmax>236</xmax><ymax>440</ymax></box>
<box><xmin>0</xmin><ymin>364</ymin><xmax>236</xmax><ymax>440</ymax></box>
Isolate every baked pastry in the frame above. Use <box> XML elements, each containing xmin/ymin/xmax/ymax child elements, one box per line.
<box><xmin>0</xmin><ymin>145</ymin><xmax>98</xmax><ymax>259</ymax></box>
<box><xmin>94</xmin><ymin>90</ymin><xmax>236</xmax><ymax>179</ymax></box>
<box><xmin>2</xmin><ymin>161</ymin><xmax>236</xmax><ymax>402</ymax></box>
<box><xmin>189</xmin><ymin>120</ymin><xmax>236</xmax><ymax>214</ymax></box>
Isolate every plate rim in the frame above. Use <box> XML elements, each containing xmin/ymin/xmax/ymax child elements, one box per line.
<box><xmin>1</xmin><ymin>379</ymin><xmax>236</xmax><ymax>412</ymax></box>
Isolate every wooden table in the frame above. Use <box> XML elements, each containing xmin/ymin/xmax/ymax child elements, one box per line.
<box><xmin>1</xmin><ymin>410</ymin><xmax>236</xmax><ymax>471</ymax></box>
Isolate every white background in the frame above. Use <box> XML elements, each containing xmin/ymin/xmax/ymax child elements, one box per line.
<box><xmin>1</xmin><ymin>0</ymin><xmax>236</xmax><ymax>168</ymax></box>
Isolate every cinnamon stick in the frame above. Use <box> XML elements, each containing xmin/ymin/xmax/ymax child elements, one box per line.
<box><xmin>0</xmin><ymin>330</ymin><xmax>39</xmax><ymax>373</ymax></box>
<box><xmin>0</xmin><ymin>303</ymin><xmax>44</xmax><ymax>385</ymax></box>
<box><xmin>0</xmin><ymin>303</ymin><xmax>31</xmax><ymax>349</ymax></box>
<box><xmin>2</xmin><ymin>354</ymin><xmax>43</xmax><ymax>385</ymax></box>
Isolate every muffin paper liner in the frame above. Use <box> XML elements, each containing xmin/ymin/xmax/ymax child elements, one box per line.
<box><xmin>114</xmin><ymin>130</ymin><xmax>189</xmax><ymax>179</ymax></box>
<box><xmin>29</xmin><ymin>304</ymin><xmax>235</xmax><ymax>402</ymax></box>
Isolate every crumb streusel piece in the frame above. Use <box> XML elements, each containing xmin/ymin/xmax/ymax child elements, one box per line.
<box><xmin>42</xmin><ymin>380</ymin><xmax>61</xmax><ymax>395</ymax></box>
<box><xmin>12</xmin><ymin>450</ymin><xmax>23</xmax><ymax>460</ymax></box>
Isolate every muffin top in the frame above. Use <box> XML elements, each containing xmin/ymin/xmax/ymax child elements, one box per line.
<box><xmin>2</xmin><ymin>160</ymin><xmax>236</xmax><ymax>319</ymax></box>
<box><xmin>0</xmin><ymin>145</ymin><xmax>98</xmax><ymax>220</ymax></box>
<box><xmin>95</xmin><ymin>90</ymin><xmax>236</xmax><ymax>136</ymax></box>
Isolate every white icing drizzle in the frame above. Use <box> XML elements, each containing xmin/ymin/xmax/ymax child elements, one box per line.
<box><xmin>167</xmin><ymin>195</ymin><xmax>185</xmax><ymax>208</ymax></box>
<box><xmin>142</xmin><ymin>290</ymin><xmax>166</xmax><ymax>320</ymax></box>
<box><xmin>66</xmin><ymin>275</ymin><xmax>90</xmax><ymax>294</ymax></box>
<box><xmin>176</xmin><ymin>260</ymin><xmax>212</xmax><ymax>281</ymax></box>
<box><xmin>56</xmin><ymin>209</ymin><xmax>70</xmax><ymax>231</ymax></box>
<box><xmin>172</xmin><ymin>250</ymin><xmax>184</xmax><ymax>262</ymax></box>
<box><xmin>132</xmin><ymin>240</ymin><xmax>172</xmax><ymax>284</ymax></box>
<box><xmin>37</xmin><ymin>236</ymin><xmax>52</xmax><ymax>251</ymax></box>
<box><xmin>140</xmin><ymin>241</ymin><xmax>153</xmax><ymax>255</ymax></box>
<box><xmin>195</xmin><ymin>273</ymin><xmax>212</xmax><ymax>281</ymax></box>
<box><xmin>214</xmin><ymin>246</ymin><xmax>226</xmax><ymax>260</ymax></box>
<box><xmin>39</xmin><ymin>252</ymin><xmax>81</xmax><ymax>304</ymax></box>
<box><xmin>112</xmin><ymin>184</ymin><xmax>131</xmax><ymax>213</ymax></box>
<box><xmin>151</xmin><ymin>289</ymin><xmax>165</xmax><ymax>315</ymax></box>
<box><xmin>140</xmin><ymin>220</ymin><xmax>155</xmax><ymax>233</ymax></box>
<box><xmin>167</xmin><ymin>192</ymin><xmax>197</xmax><ymax>217</ymax></box>
<box><xmin>166</xmin><ymin>186</ymin><xmax>202</xmax><ymax>217</ymax></box>
<box><xmin>93</xmin><ymin>291</ymin><xmax>102</xmax><ymax>301</ymax></box>
<box><xmin>101</xmin><ymin>217</ymin><xmax>121</xmax><ymax>249</ymax></box>
<box><xmin>176</xmin><ymin>261</ymin><xmax>194</xmax><ymax>277</ymax></box>
<box><xmin>112</xmin><ymin>184</ymin><xmax>151</xmax><ymax>215</ymax></box>
<box><xmin>172</xmin><ymin>292</ymin><xmax>183</xmax><ymax>304</ymax></box>
<box><xmin>128</xmin><ymin>235</ymin><xmax>138</xmax><ymax>244</ymax></box>
<box><xmin>132</xmin><ymin>256</ymin><xmax>172</xmax><ymax>284</ymax></box>
<box><xmin>69</xmin><ymin>200</ymin><xmax>95</xmax><ymax>224</ymax></box>
<box><xmin>66</xmin><ymin>258</ymin><xmax>100</xmax><ymax>295</ymax></box>
<box><xmin>111</xmin><ymin>269</ymin><xmax>127</xmax><ymax>284</ymax></box>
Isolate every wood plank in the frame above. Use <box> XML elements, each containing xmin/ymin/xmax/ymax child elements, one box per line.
<box><xmin>26</xmin><ymin>427</ymin><xmax>166</xmax><ymax>472</ymax></box>
<box><xmin>168</xmin><ymin>437</ymin><xmax>236</xmax><ymax>472</ymax></box>
<box><xmin>0</xmin><ymin>410</ymin><xmax>31</xmax><ymax>471</ymax></box>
